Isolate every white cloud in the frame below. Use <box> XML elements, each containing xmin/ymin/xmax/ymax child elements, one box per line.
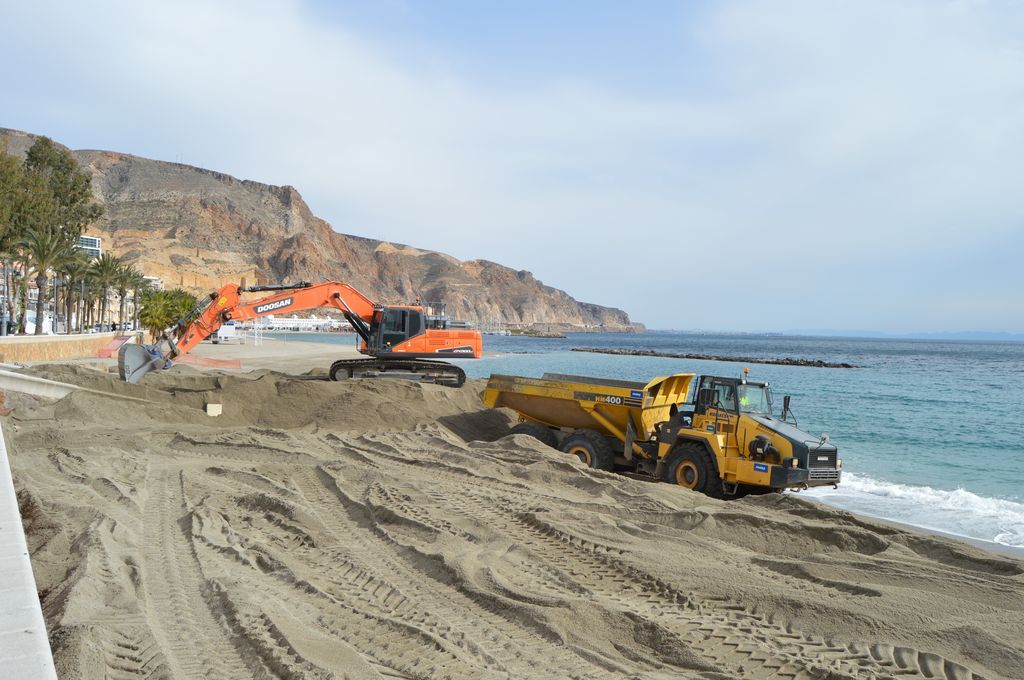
<box><xmin>3</xmin><ymin>0</ymin><xmax>1023</xmax><ymax>331</ymax></box>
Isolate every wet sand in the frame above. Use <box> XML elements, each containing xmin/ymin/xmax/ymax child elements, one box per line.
<box><xmin>5</xmin><ymin>362</ymin><xmax>1024</xmax><ymax>679</ymax></box>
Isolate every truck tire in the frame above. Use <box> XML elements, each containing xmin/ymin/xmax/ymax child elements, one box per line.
<box><xmin>664</xmin><ymin>442</ymin><xmax>724</xmax><ymax>498</ymax></box>
<box><xmin>560</xmin><ymin>429</ymin><xmax>615</xmax><ymax>471</ymax></box>
<box><xmin>508</xmin><ymin>422</ymin><xmax>558</xmax><ymax>449</ymax></box>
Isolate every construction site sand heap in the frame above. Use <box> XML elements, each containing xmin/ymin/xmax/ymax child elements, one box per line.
<box><xmin>7</xmin><ymin>365</ymin><xmax>1024</xmax><ymax>679</ymax></box>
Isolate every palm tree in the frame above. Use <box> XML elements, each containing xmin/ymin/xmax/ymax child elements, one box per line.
<box><xmin>16</xmin><ymin>267</ymin><xmax>28</xmax><ymax>334</ymax></box>
<box><xmin>129</xmin><ymin>271</ymin><xmax>151</xmax><ymax>331</ymax></box>
<box><xmin>138</xmin><ymin>289</ymin><xmax>174</xmax><ymax>340</ymax></box>
<box><xmin>17</xmin><ymin>226</ymin><xmax>77</xmax><ymax>334</ymax></box>
<box><xmin>89</xmin><ymin>252</ymin><xmax>122</xmax><ymax>330</ymax></box>
<box><xmin>114</xmin><ymin>263</ymin><xmax>138</xmax><ymax>331</ymax></box>
<box><xmin>81</xmin><ymin>277</ymin><xmax>99</xmax><ymax>332</ymax></box>
<box><xmin>56</xmin><ymin>250</ymin><xmax>92</xmax><ymax>333</ymax></box>
<box><xmin>139</xmin><ymin>288</ymin><xmax>197</xmax><ymax>340</ymax></box>
<box><xmin>0</xmin><ymin>245</ymin><xmax>18</xmax><ymax>334</ymax></box>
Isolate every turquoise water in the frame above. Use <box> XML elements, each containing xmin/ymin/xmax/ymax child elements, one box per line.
<box><xmin>280</xmin><ymin>331</ymin><xmax>1024</xmax><ymax>548</ymax></box>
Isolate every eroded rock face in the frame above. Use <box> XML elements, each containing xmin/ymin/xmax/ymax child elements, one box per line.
<box><xmin>1</xmin><ymin>128</ymin><xmax>637</xmax><ymax>330</ymax></box>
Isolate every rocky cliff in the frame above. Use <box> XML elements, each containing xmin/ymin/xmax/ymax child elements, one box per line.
<box><xmin>1</xmin><ymin>128</ymin><xmax>638</xmax><ymax>330</ymax></box>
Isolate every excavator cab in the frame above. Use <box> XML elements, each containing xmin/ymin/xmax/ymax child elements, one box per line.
<box><xmin>360</xmin><ymin>304</ymin><xmax>480</xmax><ymax>359</ymax></box>
<box><xmin>367</xmin><ymin>307</ymin><xmax>425</xmax><ymax>354</ymax></box>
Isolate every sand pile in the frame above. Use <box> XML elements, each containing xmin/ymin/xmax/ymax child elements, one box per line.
<box><xmin>6</xmin><ymin>366</ymin><xmax>1024</xmax><ymax>679</ymax></box>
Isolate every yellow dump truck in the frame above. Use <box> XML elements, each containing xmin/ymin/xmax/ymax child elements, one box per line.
<box><xmin>483</xmin><ymin>372</ymin><xmax>841</xmax><ymax>497</ymax></box>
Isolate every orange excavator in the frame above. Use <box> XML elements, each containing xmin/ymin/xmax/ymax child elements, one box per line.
<box><xmin>118</xmin><ymin>281</ymin><xmax>482</xmax><ymax>386</ymax></box>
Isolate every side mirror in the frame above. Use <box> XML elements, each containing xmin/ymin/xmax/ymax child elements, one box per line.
<box><xmin>782</xmin><ymin>395</ymin><xmax>791</xmax><ymax>419</ymax></box>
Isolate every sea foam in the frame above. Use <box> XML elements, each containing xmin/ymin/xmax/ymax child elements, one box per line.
<box><xmin>803</xmin><ymin>472</ymin><xmax>1024</xmax><ymax>549</ymax></box>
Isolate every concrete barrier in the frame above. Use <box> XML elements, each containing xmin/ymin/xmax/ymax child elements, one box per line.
<box><xmin>0</xmin><ymin>369</ymin><xmax>156</xmax><ymax>404</ymax></box>
<box><xmin>0</xmin><ymin>332</ymin><xmax>131</xmax><ymax>364</ymax></box>
<box><xmin>0</xmin><ymin>421</ymin><xmax>58</xmax><ymax>679</ymax></box>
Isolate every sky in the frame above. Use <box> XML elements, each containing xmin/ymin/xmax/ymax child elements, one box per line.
<box><xmin>2</xmin><ymin>0</ymin><xmax>1023</xmax><ymax>332</ymax></box>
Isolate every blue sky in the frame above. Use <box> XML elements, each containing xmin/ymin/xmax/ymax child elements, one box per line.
<box><xmin>2</xmin><ymin>0</ymin><xmax>1023</xmax><ymax>332</ymax></box>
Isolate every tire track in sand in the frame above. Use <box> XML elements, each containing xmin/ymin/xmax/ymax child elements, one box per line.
<box><xmin>292</xmin><ymin>465</ymin><xmax>629</xmax><ymax>679</ymax></box>
<box><xmin>141</xmin><ymin>465</ymin><xmax>258</xmax><ymax>679</ymax></box>
<box><xmin>350</xmin><ymin>434</ymin><xmax>884</xmax><ymax>606</ymax></box>
<box><xmin>99</xmin><ymin>627</ymin><xmax>173</xmax><ymax>680</ymax></box>
<box><xmin>433</xmin><ymin>488</ymin><xmax>985</xmax><ymax>680</ymax></box>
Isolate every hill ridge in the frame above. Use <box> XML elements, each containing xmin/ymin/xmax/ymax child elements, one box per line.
<box><xmin>1</xmin><ymin>128</ymin><xmax>638</xmax><ymax>330</ymax></box>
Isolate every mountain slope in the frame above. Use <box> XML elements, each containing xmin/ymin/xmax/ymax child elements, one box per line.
<box><xmin>1</xmin><ymin>128</ymin><xmax>638</xmax><ymax>329</ymax></box>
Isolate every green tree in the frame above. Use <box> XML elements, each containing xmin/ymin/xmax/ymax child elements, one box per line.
<box><xmin>0</xmin><ymin>138</ymin><xmax>103</xmax><ymax>334</ymax></box>
<box><xmin>0</xmin><ymin>146</ymin><xmax>19</xmax><ymax>327</ymax></box>
<box><xmin>138</xmin><ymin>289</ymin><xmax>171</xmax><ymax>339</ymax></box>
<box><xmin>0</xmin><ymin>142</ymin><xmax>23</xmax><ymax>249</ymax></box>
<box><xmin>18</xmin><ymin>227</ymin><xmax>77</xmax><ymax>334</ymax></box>
<box><xmin>167</xmin><ymin>288</ymin><xmax>199</xmax><ymax>324</ymax></box>
<box><xmin>9</xmin><ymin>172</ymin><xmax>49</xmax><ymax>333</ymax></box>
<box><xmin>139</xmin><ymin>288</ymin><xmax>197</xmax><ymax>339</ymax></box>
<box><xmin>23</xmin><ymin>137</ymin><xmax>102</xmax><ymax>239</ymax></box>
<box><xmin>0</xmin><ymin>243</ymin><xmax>16</xmax><ymax>333</ymax></box>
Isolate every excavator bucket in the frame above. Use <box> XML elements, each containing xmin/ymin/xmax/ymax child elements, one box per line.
<box><xmin>118</xmin><ymin>343</ymin><xmax>169</xmax><ymax>384</ymax></box>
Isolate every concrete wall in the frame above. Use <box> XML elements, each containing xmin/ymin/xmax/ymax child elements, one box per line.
<box><xmin>0</xmin><ymin>421</ymin><xmax>58</xmax><ymax>679</ymax></box>
<box><xmin>0</xmin><ymin>332</ymin><xmax>129</xmax><ymax>363</ymax></box>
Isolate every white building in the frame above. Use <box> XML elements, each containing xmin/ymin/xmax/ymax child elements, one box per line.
<box><xmin>76</xmin><ymin>235</ymin><xmax>101</xmax><ymax>259</ymax></box>
<box><xmin>244</xmin><ymin>314</ymin><xmax>348</xmax><ymax>332</ymax></box>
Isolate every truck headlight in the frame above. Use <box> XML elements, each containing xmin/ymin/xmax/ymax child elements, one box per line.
<box><xmin>791</xmin><ymin>458</ymin><xmax>798</xmax><ymax>468</ymax></box>
<box><xmin>838</xmin><ymin>458</ymin><xmax>843</xmax><ymax>469</ymax></box>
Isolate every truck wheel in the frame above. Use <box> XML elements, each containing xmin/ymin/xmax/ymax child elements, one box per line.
<box><xmin>560</xmin><ymin>429</ymin><xmax>615</xmax><ymax>471</ymax></box>
<box><xmin>508</xmin><ymin>422</ymin><xmax>558</xmax><ymax>448</ymax></box>
<box><xmin>664</xmin><ymin>443</ymin><xmax>724</xmax><ymax>498</ymax></box>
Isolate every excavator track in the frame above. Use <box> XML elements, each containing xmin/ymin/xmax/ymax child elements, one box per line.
<box><xmin>328</xmin><ymin>358</ymin><xmax>466</xmax><ymax>388</ymax></box>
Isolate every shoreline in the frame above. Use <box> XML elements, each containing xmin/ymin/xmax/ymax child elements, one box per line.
<box><xmin>802</xmin><ymin>495</ymin><xmax>1024</xmax><ymax>559</ymax></box>
<box><xmin>883</xmin><ymin>517</ymin><xmax>1024</xmax><ymax>559</ymax></box>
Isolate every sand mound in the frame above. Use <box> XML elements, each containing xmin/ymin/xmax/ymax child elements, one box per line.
<box><xmin>6</xmin><ymin>369</ymin><xmax>1024</xmax><ymax>679</ymax></box>
<box><xmin>25</xmin><ymin>364</ymin><xmax>503</xmax><ymax>432</ymax></box>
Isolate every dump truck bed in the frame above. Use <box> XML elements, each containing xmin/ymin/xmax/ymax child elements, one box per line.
<box><xmin>483</xmin><ymin>372</ymin><xmax>695</xmax><ymax>447</ymax></box>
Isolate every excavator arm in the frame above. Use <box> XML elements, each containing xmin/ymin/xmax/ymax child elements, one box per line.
<box><xmin>172</xmin><ymin>282</ymin><xmax>377</xmax><ymax>357</ymax></box>
<box><xmin>118</xmin><ymin>280</ymin><xmax>480</xmax><ymax>387</ymax></box>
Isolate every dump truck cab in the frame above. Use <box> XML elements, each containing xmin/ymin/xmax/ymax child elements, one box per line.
<box><xmin>658</xmin><ymin>373</ymin><xmax>841</xmax><ymax>495</ymax></box>
<box><xmin>483</xmin><ymin>371</ymin><xmax>842</xmax><ymax>498</ymax></box>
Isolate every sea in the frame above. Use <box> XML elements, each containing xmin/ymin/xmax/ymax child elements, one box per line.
<box><xmin>281</xmin><ymin>331</ymin><xmax>1024</xmax><ymax>550</ymax></box>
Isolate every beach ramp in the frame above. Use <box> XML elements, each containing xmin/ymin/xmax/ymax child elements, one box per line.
<box><xmin>0</xmin><ymin>422</ymin><xmax>57</xmax><ymax>679</ymax></box>
<box><xmin>97</xmin><ymin>335</ymin><xmax>133</xmax><ymax>359</ymax></box>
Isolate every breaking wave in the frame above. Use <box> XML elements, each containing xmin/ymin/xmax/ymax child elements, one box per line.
<box><xmin>803</xmin><ymin>472</ymin><xmax>1024</xmax><ymax>549</ymax></box>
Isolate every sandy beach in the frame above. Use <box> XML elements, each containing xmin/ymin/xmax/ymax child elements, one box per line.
<box><xmin>4</xmin><ymin>340</ymin><xmax>1024</xmax><ymax>679</ymax></box>
<box><xmin>189</xmin><ymin>335</ymin><xmax>362</xmax><ymax>373</ymax></box>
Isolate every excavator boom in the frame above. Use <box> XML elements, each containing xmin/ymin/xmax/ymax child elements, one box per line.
<box><xmin>118</xmin><ymin>281</ymin><xmax>481</xmax><ymax>386</ymax></box>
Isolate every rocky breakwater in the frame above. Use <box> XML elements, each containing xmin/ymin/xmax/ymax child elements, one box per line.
<box><xmin>572</xmin><ymin>347</ymin><xmax>857</xmax><ymax>368</ymax></box>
